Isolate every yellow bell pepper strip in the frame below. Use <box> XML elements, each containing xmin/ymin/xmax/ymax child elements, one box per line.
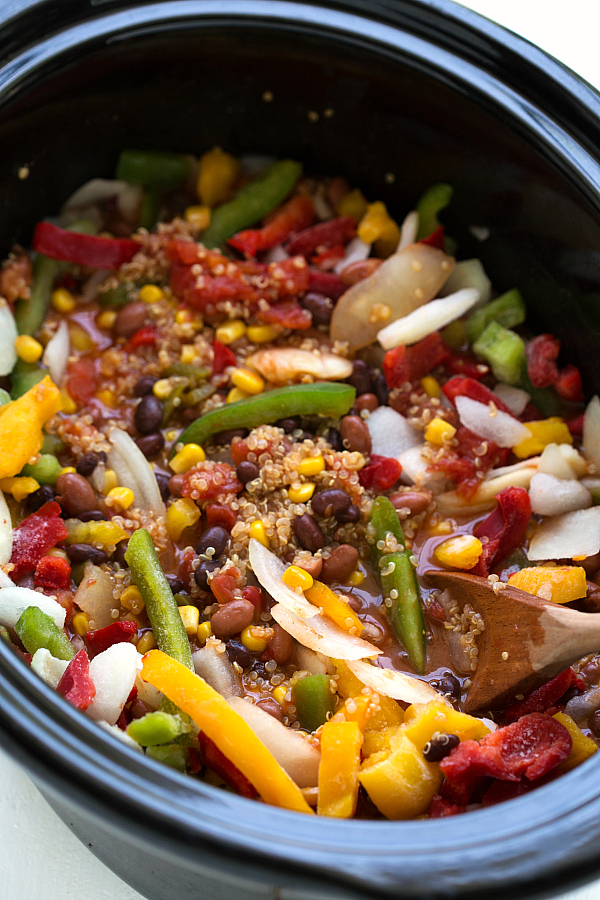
<box><xmin>362</xmin><ymin>727</ymin><xmax>399</xmax><ymax>758</ymax></box>
<box><xmin>64</xmin><ymin>518</ymin><xmax>129</xmax><ymax>550</ymax></box>
<box><xmin>304</xmin><ymin>580</ymin><xmax>363</xmax><ymax>634</ymax></box>
<box><xmin>317</xmin><ymin>721</ymin><xmax>363</xmax><ymax>818</ymax></box>
<box><xmin>357</xmin><ymin>202</ymin><xmax>401</xmax><ymax>258</ymax></box>
<box><xmin>332</xmin><ymin>690</ymin><xmax>377</xmax><ymax>732</ymax></box>
<box><xmin>141</xmin><ymin>649</ymin><xmax>314</xmax><ymax>814</ymax></box>
<box><xmin>0</xmin><ymin>476</ymin><xmax>40</xmax><ymax>501</ymax></box>
<box><xmin>513</xmin><ymin>417</ymin><xmax>573</xmax><ymax>458</ymax></box>
<box><xmin>0</xmin><ymin>375</ymin><xmax>60</xmax><ymax>479</ymax></box>
<box><xmin>508</xmin><ymin>566</ymin><xmax>588</xmax><ymax>604</ymax></box>
<box><xmin>553</xmin><ymin>712</ymin><xmax>598</xmax><ymax>771</ymax></box>
<box><xmin>196</xmin><ymin>147</ymin><xmax>241</xmax><ymax>207</ymax></box>
<box><xmin>359</xmin><ymin>731</ymin><xmax>443</xmax><ymax>819</ymax></box>
<box><xmin>402</xmin><ymin>701</ymin><xmax>490</xmax><ymax>748</ymax></box>
<box><xmin>334</xmin><ymin>660</ymin><xmax>404</xmax><ymax>732</ymax></box>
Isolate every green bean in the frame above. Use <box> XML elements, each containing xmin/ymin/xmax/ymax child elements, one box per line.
<box><xmin>116</xmin><ymin>150</ymin><xmax>194</xmax><ymax>187</ymax></box>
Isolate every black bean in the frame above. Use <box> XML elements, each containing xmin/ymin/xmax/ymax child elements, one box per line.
<box><xmin>293</xmin><ymin>513</ymin><xmax>325</xmax><ymax>551</ymax></box>
<box><xmin>336</xmin><ymin>504</ymin><xmax>360</xmax><ymax>524</ymax></box>
<box><xmin>374</xmin><ymin>373</ymin><xmax>389</xmax><ymax>406</ymax></box>
<box><xmin>155</xmin><ymin>471</ymin><xmax>171</xmax><ymax>502</ymax></box>
<box><xmin>431</xmin><ymin>672</ymin><xmax>461</xmax><ymax>701</ymax></box>
<box><xmin>226</xmin><ymin>639</ymin><xmax>252</xmax><ymax>669</ymax></box>
<box><xmin>112</xmin><ymin>540</ymin><xmax>129</xmax><ymax>568</ymax></box>
<box><xmin>236</xmin><ymin>460</ymin><xmax>259</xmax><ymax>484</ymax></box>
<box><xmin>66</xmin><ymin>543</ymin><xmax>109</xmax><ymax>565</ymax></box>
<box><xmin>275</xmin><ymin>417</ymin><xmax>301</xmax><ymax>434</ymax></box>
<box><xmin>311</xmin><ymin>489</ymin><xmax>351</xmax><ymax>519</ymax></box>
<box><xmin>194</xmin><ymin>559</ymin><xmax>220</xmax><ymax>591</ymax></box>
<box><xmin>301</xmin><ymin>291</ymin><xmax>333</xmax><ymax>326</ymax></box>
<box><xmin>423</xmin><ymin>733</ymin><xmax>460</xmax><ymax>763</ymax></box>
<box><xmin>325</xmin><ymin>427</ymin><xmax>343</xmax><ymax>451</ymax></box>
<box><xmin>135</xmin><ymin>395</ymin><xmax>164</xmax><ymax>435</ymax></box>
<box><xmin>165</xmin><ymin>573</ymin><xmax>185</xmax><ymax>595</ymax></box>
<box><xmin>26</xmin><ymin>484</ymin><xmax>56</xmax><ymax>512</ymax></box>
<box><xmin>136</xmin><ymin>432</ymin><xmax>165</xmax><ymax>458</ymax></box>
<box><xmin>79</xmin><ymin>509</ymin><xmax>108</xmax><ymax>522</ymax></box>
<box><xmin>133</xmin><ymin>375</ymin><xmax>159</xmax><ymax>398</ymax></box>
<box><xmin>76</xmin><ymin>452</ymin><xmax>102</xmax><ymax>476</ymax></box>
<box><xmin>348</xmin><ymin>359</ymin><xmax>373</xmax><ymax>396</ymax></box>
<box><xmin>196</xmin><ymin>526</ymin><xmax>229</xmax><ymax>559</ymax></box>
<box><xmin>213</xmin><ymin>428</ymin><xmax>248</xmax><ymax>444</ymax></box>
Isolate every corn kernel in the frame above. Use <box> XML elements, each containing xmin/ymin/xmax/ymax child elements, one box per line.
<box><xmin>357</xmin><ymin>201</ymin><xmax>401</xmax><ymax>257</ymax></box>
<box><xmin>14</xmin><ymin>334</ymin><xmax>42</xmax><ymax>363</ymax></box>
<box><xmin>282</xmin><ymin>564</ymin><xmax>314</xmax><ymax>592</ymax></box>
<box><xmin>249</xmin><ymin>520</ymin><xmax>269</xmax><ymax>548</ymax></box>
<box><xmin>137</xmin><ymin>631</ymin><xmax>156</xmax><ymax>654</ymax></box>
<box><xmin>97</xmin><ymin>388</ymin><xmax>118</xmax><ymax>408</ymax></box>
<box><xmin>97</xmin><ymin>309</ymin><xmax>117</xmax><ymax>329</ymax></box>
<box><xmin>184</xmin><ymin>204</ymin><xmax>211</xmax><ymax>230</ymax></box>
<box><xmin>273</xmin><ymin>685</ymin><xmax>288</xmax><ymax>708</ymax></box>
<box><xmin>347</xmin><ymin>568</ymin><xmax>365</xmax><ymax>586</ymax></box>
<box><xmin>102</xmin><ymin>468</ymin><xmax>119</xmax><ymax>494</ymax></box>
<box><xmin>0</xmin><ymin>476</ymin><xmax>39</xmax><ymax>501</ymax></box>
<box><xmin>170</xmin><ymin>443</ymin><xmax>206</xmax><ymax>474</ymax></box>
<box><xmin>175</xmin><ymin>309</ymin><xmax>192</xmax><ymax>325</ymax></box>
<box><xmin>51</xmin><ymin>288</ymin><xmax>76</xmax><ymax>313</ymax></box>
<box><xmin>180</xmin><ymin>344</ymin><xmax>197</xmax><ymax>364</ymax></box>
<box><xmin>215</xmin><ymin>319</ymin><xmax>246</xmax><ymax>345</ymax></box>
<box><xmin>72</xmin><ymin>612</ymin><xmax>90</xmax><ymax>636</ymax></box>
<box><xmin>197</xmin><ymin>147</ymin><xmax>240</xmax><ymax>207</ymax></box>
<box><xmin>46</xmin><ymin>548</ymin><xmax>69</xmax><ymax>561</ymax></box>
<box><xmin>227</xmin><ymin>386</ymin><xmax>249</xmax><ymax>404</ymax></box>
<box><xmin>139</xmin><ymin>284</ymin><xmax>164</xmax><ymax>304</ymax></box>
<box><xmin>241</xmin><ymin>626</ymin><xmax>268</xmax><ymax>653</ymax></box>
<box><xmin>60</xmin><ymin>389</ymin><xmax>77</xmax><ymax>413</ymax></box>
<box><xmin>288</xmin><ymin>482</ymin><xmax>316</xmax><ymax>503</ymax></box>
<box><xmin>434</xmin><ymin>534</ymin><xmax>483</xmax><ymax>570</ymax></box>
<box><xmin>153</xmin><ymin>378</ymin><xmax>173</xmax><ymax>400</ymax></box>
<box><xmin>59</xmin><ymin>466</ymin><xmax>77</xmax><ymax>476</ymax></box>
<box><xmin>167</xmin><ymin>497</ymin><xmax>201</xmax><ymax>541</ymax></box>
<box><xmin>421</xmin><ymin>376</ymin><xmax>441</xmax><ymax>399</ymax></box>
<box><xmin>69</xmin><ymin>322</ymin><xmax>94</xmax><ymax>351</ymax></box>
<box><xmin>105</xmin><ymin>486</ymin><xmax>135</xmax><ymax>511</ymax></box>
<box><xmin>428</xmin><ymin>520</ymin><xmax>454</xmax><ymax>536</ymax></box>
<box><xmin>166</xmin><ymin>430</ymin><xmax>179</xmax><ymax>442</ymax></box>
<box><xmin>231</xmin><ymin>367</ymin><xmax>265</xmax><ymax>395</ymax></box>
<box><xmin>121</xmin><ymin>585</ymin><xmax>145</xmax><ymax>614</ymax></box>
<box><xmin>246</xmin><ymin>324</ymin><xmax>278</xmax><ymax>344</ymax></box>
<box><xmin>298</xmin><ymin>455</ymin><xmax>325</xmax><ymax>476</ymax></box>
<box><xmin>197</xmin><ymin>621</ymin><xmax>213</xmax><ymax>645</ymax></box>
<box><xmin>425</xmin><ymin>417</ymin><xmax>457</xmax><ymax>445</ymax></box>
<box><xmin>179</xmin><ymin>605</ymin><xmax>200</xmax><ymax>636</ymax></box>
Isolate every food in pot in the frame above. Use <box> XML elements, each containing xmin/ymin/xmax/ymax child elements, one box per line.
<box><xmin>0</xmin><ymin>147</ymin><xmax>598</xmax><ymax>819</ymax></box>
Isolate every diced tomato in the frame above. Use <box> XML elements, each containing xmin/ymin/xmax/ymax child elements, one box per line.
<box><xmin>242</xmin><ymin>585</ymin><xmax>264</xmax><ymax>620</ymax></box>
<box><xmin>57</xmin><ymin>649</ymin><xmax>96</xmax><ymax>711</ymax></box>
<box><xmin>428</xmin><ymin>794</ymin><xmax>466</xmax><ymax>817</ymax></box>
<box><xmin>555</xmin><ymin>364</ymin><xmax>583</xmax><ymax>402</ymax></box>
<box><xmin>310</xmin><ymin>245</ymin><xmax>346</xmax><ymax>270</ymax></box>
<box><xmin>456</xmin><ymin>427</ymin><xmax>510</xmax><ymax>472</ymax></box>
<box><xmin>257</xmin><ymin>299</ymin><xmax>312</xmax><ymax>330</ymax></box>
<box><xmin>212</xmin><ymin>339</ymin><xmax>236</xmax><ymax>374</ymax></box>
<box><xmin>66</xmin><ymin>356</ymin><xmax>99</xmax><ymax>405</ymax></box>
<box><xmin>206</xmin><ymin>503</ymin><xmax>237</xmax><ymax>532</ymax></box>
<box><xmin>181</xmin><ymin>461</ymin><xmax>242</xmax><ymax>502</ymax></box>
<box><xmin>287</xmin><ymin>216</ymin><xmax>356</xmax><ymax>258</ymax></box>
<box><xmin>481</xmin><ymin>778</ymin><xmax>533</xmax><ymax>808</ymax></box>
<box><xmin>86</xmin><ymin>620</ymin><xmax>137</xmax><ymax>656</ymax></box>
<box><xmin>126</xmin><ymin>324</ymin><xmax>158</xmax><ymax>350</ymax></box>
<box><xmin>178</xmin><ymin>547</ymin><xmax>198</xmax><ymax>592</ymax></box>
<box><xmin>10</xmin><ymin>501</ymin><xmax>69</xmax><ymax>582</ymax></box>
<box><xmin>504</xmin><ymin>669</ymin><xmax>574</xmax><ymax>723</ymax></box>
<box><xmin>308</xmin><ymin>269</ymin><xmax>346</xmax><ymax>300</ymax></box>
<box><xmin>358</xmin><ymin>455</ymin><xmax>402</xmax><ymax>491</ymax></box>
<box><xmin>227</xmin><ymin>195</ymin><xmax>315</xmax><ymax>257</ymax></box>
<box><xmin>446</xmin><ymin>352</ymin><xmax>489</xmax><ymax>380</ymax></box>
<box><xmin>526</xmin><ymin>334</ymin><xmax>560</xmax><ymax>389</ymax></box>
<box><xmin>418</xmin><ymin>225</ymin><xmax>445</xmax><ymax>250</ymax></box>
<box><xmin>34</xmin><ymin>556</ymin><xmax>71</xmax><ymax>591</ymax></box>
<box><xmin>267</xmin><ymin>256</ymin><xmax>310</xmax><ymax>298</ymax></box>
<box><xmin>383</xmin><ymin>332</ymin><xmax>450</xmax><ymax>389</ymax></box>
<box><xmin>210</xmin><ymin>567</ymin><xmax>242</xmax><ymax>604</ymax></box>
<box><xmin>567</xmin><ymin>414</ymin><xmax>584</xmax><ymax>437</ymax></box>
<box><xmin>471</xmin><ymin>487</ymin><xmax>531</xmax><ymax>576</ymax></box>
<box><xmin>442</xmin><ymin>376</ymin><xmax>514</xmax><ymax>417</ymax></box>
<box><xmin>198</xmin><ymin>731</ymin><xmax>257</xmax><ymax>798</ymax></box>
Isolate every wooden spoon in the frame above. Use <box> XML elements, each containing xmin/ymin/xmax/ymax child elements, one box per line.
<box><xmin>425</xmin><ymin>570</ymin><xmax>600</xmax><ymax>714</ymax></box>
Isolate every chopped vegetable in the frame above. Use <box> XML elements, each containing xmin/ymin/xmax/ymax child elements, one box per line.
<box><xmin>317</xmin><ymin>721</ymin><xmax>362</xmax><ymax>817</ymax></box>
<box><xmin>508</xmin><ymin>566</ymin><xmax>588</xmax><ymax>603</ymax></box>
<box><xmin>528</xmin><ymin>507</ymin><xmax>600</xmax><ymax>561</ymax></box>
<box><xmin>0</xmin><ymin>376</ymin><xmax>61</xmax><ymax>479</ymax></box>
<box><xmin>292</xmin><ymin>674</ymin><xmax>336</xmax><ymax>732</ymax></box>
<box><xmin>415</xmin><ymin>183</ymin><xmax>453</xmax><ymax>240</ymax></box>
<box><xmin>32</xmin><ymin>222</ymin><xmax>138</xmax><ymax>270</ymax></box>
<box><xmin>513</xmin><ymin>418</ymin><xmax>573</xmax><ymax>459</ymax></box>
<box><xmin>116</xmin><ymin>149</ymin><xmax>194</xmax><ymax>187</ymax></box>
<box><xmin>15</xmin><ymin>606</ymin><xmax>75</xmax><ymax>661</ymax></box>
<box><xmin>377</xmin><ymin>288</ymin><xmax>479</xmax><ymax>350</ymax></box>
<box><xmin>472</xmin><ymin>322</ymin><xmax>525</xmax><ymax>385</ymax></box>
<box><xmin>467</xmin><ymin>288</ymin><xmax>526</xmax><ymax>344</ymax></box>
<box><xmin>10</xmin><ymin>500</ymin><xmax>68</xmax><ymax>581</ymax></box>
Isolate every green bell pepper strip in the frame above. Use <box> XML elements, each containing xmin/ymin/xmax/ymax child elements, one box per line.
<box><xmin>125</xmin><ymin>528</ymin><xmax>193</xmax><ymax>670</ymax></box>
<box><xmin>518</xmin><ymin>369</ymin><xmax>561</xmax><ymax>417</ymax></box>
<box><xmin>472</xmin><ymin>321</ymin><xmax>526</xmax><ymax>385</ymax></box>
<box><xmin>139</xmin><ymin>186</ymin><xmax>162</xmax><ymax>231</ymax></box>
<box><xmin>292</xmin><ymin>674</ymin><xmax>336</xmax><ymax>732</ymax></box>
<box><xmin>175</xmin><ymin>382</ymin><xmax>355</xmax><ymax>451</ymax></box>
<box><xmin>202</xmin><ymin>159</ymin><xmax>302</xmax><ymax>247</ymax></box>
<box><xmin>127</xmin><ymin>710</ymin><xmax>187</xmax><ymax>746</ymax></box>
<box><xmin>116</xmin><ymin>150</ymin><xmax>195</xmax><ymax>187</ymax></box>
<box><xmin>21</xmin><ymin>453</ymin><xmax>62</xmax><ymax>485</ymax></box>
<box><xmin>10</xmin><ymin>360</ymin><xmax>47</xmax><ymax>399</ymax></box>
<box><xmin>467</xmin><ymin>288</ymin><xmax>527</xmax><ymax>344</ymax></box>
<box><xmin>145</xmin><ymin>742</ymin><xmax>188</xmax><ymax>771</ymax></box>
<box><xmin>415</xmin><ymin>183</ymin><xmax>453</xmax><ymax>240</ymax></box>
<box><xmin>14</xmin><ymin>606</ymin><xmax>75</xmax><ymax>661</ymax></box>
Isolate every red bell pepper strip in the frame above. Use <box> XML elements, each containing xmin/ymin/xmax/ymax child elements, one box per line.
<box><xmin>227</xmin><ymin>195</ymin><xmax>315</xmax><ymax>257</ymax></box>
<box><xmin>383</xmin><ymin>332</ymin><xmax>450</xmax><ymax>389</ymax></box>
<box><xmin>34</xmin><ymin>556</ymin><xmax>71</xmax><ymax>591</ymax></box>
<box><xmin>126</xmin><ymin>325</ymin><xmax>158</xmax><ymax>350</ymax></box>
<box><xmin>526</xmin><ymin>334</ymin><xmax>560</xmax><ymax>388</ymax></box>
<box><xmin>10</xmin><ymin>501</ymin><xmax>69</xmax><ymax>582</ymax></box>
<box><xmin>555</xmin><ymin>364</ymin><xmax>583</xmax><ymax>402</ymax></box>
<box><xmin>212</xmin><ymin>339</ymin><xmax>236</xmax><ymax>374</ymax></box>
<box><xmin>359</xmin><ymin>455</ymin><xmax>402</xmax><ymax>491</ymax></box>
<box><xmin>504</xmin><ymin>669</ymin><xmax>574</xmax><ymax>723</ymax></box>
<box><xmin>86</xmin><ymin>620</ymin><xmax>138</xmax><ymax>656</ymax></box>
<box><xmin>57</xmin><ymin>649</ymin><xmax>96</xmax><ymax>710</ymax></box>
<box><xmin>418</xmin><ymin>225</ymin><xmax>445</xmax><ymax>250</ymax></box>
<box><xmin>471</xmin><ymin>486</ymin><xmax>531</xmax><ymax>576</ymax></box>
<box><xmin>308</xmin><ymin>269</ymin><xmax>346</xmax><ymax>300</ymax></box>
<box><xmin>446</xmin><ymin>352</ymin><xmax>489</xmax><ymax>380</ymax></box>
<box><xmin>198</xmin><ymin>731</ymin><xmax>258</xmax><ymax>798</ymax></box>
<box><xmin>442</xmin><ymin>376</ymin><xmax>515</xmax><ymax>417</ymax></box>
<box><xmin>33</xmin><ymin>222</ymin><xmax>138</xmax><ymax>270</ymax></box>
<box><xmin>287</xmin><ymin>216</ymin><xmax>356</xmax><ymax>257</ymax></box>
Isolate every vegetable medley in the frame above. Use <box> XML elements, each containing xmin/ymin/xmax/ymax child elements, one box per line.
<box><xmin>2</xmin><ymin>146</ymin><xmax>600</xmax><ymax>819</ymax></box>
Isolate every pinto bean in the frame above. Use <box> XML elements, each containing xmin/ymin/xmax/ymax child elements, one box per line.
<box><xmin>355</xmin><ymin>393</ymin><xmax>378</xmax><ymax>413</ymax></box>
<box><xmin>168</xmin><ymin>474</ymin><xmax>185</xmax><ymax>498</ymax></box>
<box><xmin>56</xmin><ymin>473</ymin><xmax>97</xmax><ymax>517</ymax></box>
<box><xmin>390</xmin><ymin>490</ymin><xmax>433</xmax><ymax>516</ymax></box>
<box><xmin>301</xmin><ymin>292</ymin><xmax>333</xmax><ymax>326</ymax></box>
<box><xmin>340</xmin><ymin>415</ymin><xmax>371</xmax><ymax>455</ymax></box>
<box><xmin>320</xmin><ymin>545</ymin><xmax>359</xmax><ymax>584</ymax></box>
<box><xmin>269</xmin><ymin>623</ymin><xmax>294</xmax><ymax>666</ymax></box>
<box><xmin>256</xmin><ymin>697</ymin><xmax>285</xmax><ymax>722</ymax></box>
<box><xmin>339</xmin><ymin>258</ymin><xmax>382</xmax><ymax>286</ymax></box>
<box><xmin>210</xmin><ymin>599</ymin><xmax>255</xmax><ymax>639</ymax></box>
<box><xmin>112</xmin><ymin>301</ymin><xmax>147</xmax><ymax>339</ymax></box>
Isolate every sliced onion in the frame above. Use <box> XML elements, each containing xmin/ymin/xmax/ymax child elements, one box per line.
<box><xmin>438</xmin><ymin>258</ymin><xmax>491</xmax><ymax>306</ymax></box>
<box><xmin>377</xmin><ymin>288</ymin><xmax>479</xmax><ymax>350</ymax></box>
<box><xmin>528</xmin><ymin>507</ymin><xmax>600</xmax><ymax>561</ymax></box>
<box><xmin>367</xmin><ymin>406</ymin><xmax>422</xmax><ymax>459</ymax></box>
<box><xmin>228</xmin><ymin>697</ymin><xmax>321</xmax><ymax>788</ymax></box>
<box><xmin>74</xmin><ymin>562</ymin><xmax>116</xmax><ymax>629</ymax></box>
<box><xmin>0</xmin><ymin>586</ymin><xmax>66</xmax><ymax>629</ymax></box>
<box><xmin>529</xmin><ymin>473</ymin><xmax>592</xmax><ymax>516</ymax></box>
<box><xmin>484</xmin><ymin>458</ymin><xmax>540</xmax><ymax>481</ymax></box>
<box><xmin>42</xmin><ymin>320</ymin><xmax>70</xmax><ymax>386</ymax></box>
<box><xmin>397</xmin><ymin>210</ymin><xmax>419</xmax><ymax>251</ymax></box>
<box><xmin>437</xmin><ymin>464</ymin><xmax>538</xmax><ymax>515</ymax></box>
<box><xmin>346</xmin><ymin>660</ymin><xmax>445</xmax><ymax>705</ymax></box>
<box><xmin>107</xmin><ymin>426</ymin><xmax>166</xmax><ymax>517</ymax></box>
<box><xmin>334</xmin><ymin>237</ymin><xmax>371</xmax><ymax>274</ymax></box>
<box><xmin>0</xmin><ymin>569</ymin><xmax>13</xmax><ymax>589</ymax></box>
<box><xmin>398</xmin><ymin>445</ymin><xmax>448</xmax><ymax>492</ymax></box>
<box><xmin>249</xmin><ymin>539</ymin><xmax>318</xmax><ymax>618</ymax></box>
<box><xmin>81</xmin><ymin>269</ymin><xmax>111</xmax><ymax>303</ymax></box>
<box><xmin>0</xmin><ymin>301</ymin><xmax>17</xmax><ymax>376</ymax></box>
<box><xmin>192</xmin><ymin>642</ymin><xmax>242</xmax><ymax>697</ymax></box>
<box><xmin>31</xmin><ymin>648</ymin><xmax>70</xmax><ymax>689</ymax></box>
<box><xmin>270</xmin><ymin>604</ymin><xmax>381</xmax><ymax>660</ymax></box>
<box><xmin>312</xmin><ymin>189</ymin><xmax>332</xmax><ymax>221</ymax></box>
<box><xmin>295</xmin><ymin>645</ymin><xmax>332</xmax><ymax>675</ymax></box>
<box><xmin>455</xmin><ymin>396</ymin><xmax>530</xmax><ymax>448</ymax></box>
<box><xmin>330</xmin><ymin>242</ymin><xmax>454</xmax><ymax>352</ymax></box>
<box><xmin>0</xmin><ymin>489</ymin><xmax>12</xmax><ymax>566</ymax></box>
<box><xmin>263</xmin><ymin>244</ymin><xmax>288</xmax><ymax>264</ymax></box>
<box><xmin>61</xmin><ymin>178</ymin><xmax>142</xmax><ymax>223</ymax></box>
<box><xmin>493</xmin><ymin>383</ymin><xmax>530</xmax><ymax>417</ymax></box>
<box><xmin>583</xmin><ymin>396</ymin><xmax>600</xmax><ymax>471</ymax></box>
<box><xmin>537</xmin><ymin>443</ymin><xmax>585</xmax><ymax>480</ymax></box>
<box><xmin>87</xmin><ymin>642</ymin><xmax>141</xmax><ymax>726</ymax></box>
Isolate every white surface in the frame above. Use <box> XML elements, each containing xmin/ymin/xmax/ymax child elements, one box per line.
<box><xmin>2</xmin><ymin>2</ymin><xmax>600</xmax><ymax>898</ymax></box>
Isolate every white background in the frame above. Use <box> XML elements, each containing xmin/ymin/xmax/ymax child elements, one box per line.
<box><xmin>2</xmin><ymin>2</ymin><xmax>600</xmax><ymax>898</ymax></box>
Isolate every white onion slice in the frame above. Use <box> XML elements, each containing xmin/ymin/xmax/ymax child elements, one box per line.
<box><xmin>0</xmin><ymin>301</ymin><xmax>17</xmax><ymax>376</ymax></box>
<box><xmin>42</xmin><ymin>320</ymin><xmax>70</xmax><ymax>386</ymax></box>
<box><xmin>377</xmin><ymin>288</ymin><xmax>479</xmax><ymax>350</ymax></box>
<box><xmin>0</xmin><ymin>586</ymin><xmax>66</xmax><ymax>630</ymax></box>
<box><xmin>334</xmin><ymin>237</ymin><xmax>371</xmax><ymax>273</ymax></box>
<box><xmin>398</xmin><ymin>445</ymin><xmax>448</xmax><ymax>492</ymax></box>
<box><xmin>437</xmin><ymin>464</ymin><xmax>539</xmax><ymax>515</ymax></box>
<box><xmin>87</xmin><ymin>642</ymin><xmax>141</xmax><ymax>725</ymax></box>
<box><xmin>0</xmin><ymin>569</ymin><xmax>13</xmax><ymax>589</ymax></box>
<box><xmin>455</xmin><ymin>396</ymin><xmax>530</xmax><ymax>448</ymax></box>
<box><xmin>493</xmin><ymin>383</ymin><xmax>530</xmax><ymax>417</ymax></box>
<box><xmin>249</xmin><ymin>539</ymin><xmax>318</xmax><ymax>618</ymax></box>
<box><xmin>484</xmin><ymin>457</ymin><xmax>540</xmax><ymax>481</ymax></box>
<box><xmin>398</xmin><ymin>210</ymin><xmax>419</xmax><ymax>251</ymax></box>
<box><xmin>529</xmin><ymin>473</ymin><xmax>592</xmax><ymax>516</ymax></box>
<box><xmin>228</xmin><ymin>697</ymin><xmax>320</xmax><ymax>788</ymax></box>
<box><xmin>62</xmin><ymin>178</ymin><xmax>142</xmax><ymax>222</ymax></box>
<box><xmin>583</xmin><ymin>396</ymin><xmax>600</xmax><ymax>471</ymax></box>
<box><xmin>537</xmin><ymin>443</ymin><xmax>585</xmax><ymax>481</ymax></box>
<box><xmin>192</xmin><ymin>642</ymin><xmax>242</xmax><ymax>697</ymax></box>
<box><xmin>438</xmin><ymin>258</ymin><xmax>491</xmax><ymax>306</ymax></box>
<box><xmin>367</xmin><ymin>406</ymin><xmax>422</xmax><ymax>459</ymax></box>
<box><xmin>528</xmin><ymin>507</ymin><xmax>600</xmax><ymax>561</ymax></box>
<box><xmin>31</xmin><ymin>648</ymin><xmax>70</xmax><ymax>689</ymax></box>
<box><xmin>330</xmin><ymin>242</ymin><xmax>454</xmax><ymax>352</ymax></box>
<box><xmin>0</xmin><ymin>489</ymin><xmax>12</xmax><ymax>566</ymax></box>
<box><xmin>270</xmin><ymin>604</ymin><xmax>381</xmax><ymax>660</ymax></box>
<box><xmin>107</xmin><ymin>427</ymin><xmax>166</xmax><ymax>518</ymax></box>
<box><xmin>312</xmin><ymin>190</ymin><xmax>332</xmax><ymax>221</ymax></box>
<box><xmin>347</xmin><ymin>660</ymin><xmax>445</xmax><ymax>705</ymax></box>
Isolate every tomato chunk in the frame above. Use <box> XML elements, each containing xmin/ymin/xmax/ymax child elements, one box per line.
<box><xmin>34</xmin><ymin>556</ymin><xmax>71</xmax><ymax>591</ymax></box>
<box><xmin>10</xmin><ymin>501</ymin><xmax>69</xmax><ymax>582</ymax></box>
<box><xmin>57</xmin><ymin>649</ymin><xmax>96</xmax><ymax>711</ymax></box>
<box><xmin>358</xmin><ymin>455</ymin><xmax>402</xmax><ymax>491</ymax></box>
